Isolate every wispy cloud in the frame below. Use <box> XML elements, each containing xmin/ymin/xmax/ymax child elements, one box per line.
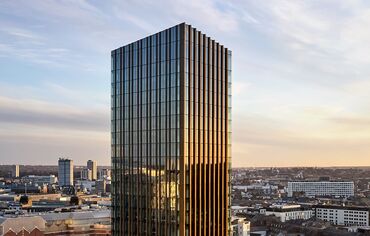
<box><xmin>0</xmin><ymin>27</ymin><xmax>75</xmax><ymax>67</ymax></box>
<box><xmin>0</xmin><ymin>96</ymin><xmax>109</xmax><ymax>132</ymax></box>
<box><xmin>0</xmin><ymin>126</ymin><xmax>109</xmax><ymax>165</ymax></box>
<box><xmin>226</xmin><ymin>0</ymin><xmax>370</xmax><ymax>91</ymax></box>
<box><xmin>1</xmin><ymin>27</ymin><xmax>43</xmax><ymax>41</ymax></box>
<box><xmin>0</xmin><ymin>95</ymin><xmax>110</xmax><ymax>165</ymax></box>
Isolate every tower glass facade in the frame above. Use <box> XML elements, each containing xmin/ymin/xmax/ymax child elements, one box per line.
<box><xmin>58</xmin><ymin>158</ymin><xmax>74</xmax><ymax>187</ymax></box>
<box><xmin>111</xmin><ymin>23</ymin><xmax>231</xmax><ymax>236</ymax></box>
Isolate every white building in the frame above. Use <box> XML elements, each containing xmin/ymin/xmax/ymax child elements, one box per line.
<box><xmin>87</xmin><ymin>160</ymin><xmax>98</xmax><ymax>180</ymax></box>
<box><xmin>99</xmin><ymin>168</ymin><xmax>111</xmax><ymax>180</ymax></box>
<box><xmin>287</xmin><ymin>181</ymin><xmax>354</xmax><ymax>198</ymax></box>
<box><xmin>314</xmin><ymin>205</ymin><xmax>370</xmax><ymax>227</ymax></box>
<box><xmin>22</xmin><ymin>175</ymin><xmax>58</xmax><ymax>185</ymax></box>
<box><xmin>232</xmin><ymin>206</ymin><xmax>250</xmax><ymax>215</ymax></box>
<box><xmin>231</xmin><ymin>217</ymin><xmax>250</xmax><ymax>236</ymax></box>
<box><xmin>58</xmin><ymin>158</ymin><xmax>74</xmax><ymax>187</ymax></box>
<box><xmin>233</xmin><ymin>184</ymin><xmax>278</xmax><ymax>195</ymax></box>
<box><xmin>261</xmin><ymin>204</ymin><xmax>314</xmax><ymax>222</ymax></box>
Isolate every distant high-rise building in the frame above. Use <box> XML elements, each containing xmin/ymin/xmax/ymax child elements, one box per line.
<box><xmin>96</xmin><ymin>179</ymin><xmax>107</xmax><ymax>194</ymax></box>
<box><xmin>87</xmin><ymin>160</ymin><xmax>97</xmax><ymax>180</ymax></box>
<box><xmin>11</xmin><ymin>165</ymin><xmax>19</xmax><ymax>178</ymax></box>
<box><xmin>81</xmin><ymin>168</ymin><xmax>92</xmax><ymax>181</ymax></box>
<box><xmin>111</xmin><ymin>23</ymin><xmax>232</xmax><ymax>235</ymax></box>
<box><xmin>58</xmin><ymin>158</ymin><xmax>74</xmax><ymax>187</ymax></box>
<box><xmin>99</xmin><ymin>168</ymin><xmax>111</xmax><ymax>180</ymax></box>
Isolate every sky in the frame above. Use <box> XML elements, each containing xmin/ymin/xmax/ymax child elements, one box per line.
<box><xmin>0</xmin><ymin>0</ymin><xmax>370</xmax><ymax>167</ymax></box>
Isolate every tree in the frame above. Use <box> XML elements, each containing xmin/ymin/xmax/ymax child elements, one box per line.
<box><xmin>19</xmin><ymin>195</ymin><xmax>29</xmax><ymax>205</ymax></box>
<box><xmin>70</xmin><ymin>195</ymin><xmax>79</xmax><ymax>206</ymax></box>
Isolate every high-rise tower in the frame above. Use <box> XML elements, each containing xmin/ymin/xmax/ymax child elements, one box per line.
<box><xmin>58</xmin><ymin>158</ymin><xmax>74</xmax><ymax>187</ymax></box>
<box><xmin>87</xmin><ymin>160</ymin><xmax>98</xmax><ymax>180</ymax></box>
<box><xmin>11</xmin><ymin>164</ymin><xmax>19</xmax><ymax>178</ymax></box>
<box><xmin>111</xmin><ymin>23</ymin><xmax>232</xmax><ymax>235</ymax></box>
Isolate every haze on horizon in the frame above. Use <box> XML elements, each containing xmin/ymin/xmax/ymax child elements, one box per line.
<box><xmin>0</xmin><ymin>0</ymin><xmax>369</xmax><ymax>167</ymax></box>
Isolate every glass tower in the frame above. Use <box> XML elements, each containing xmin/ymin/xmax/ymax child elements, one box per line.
<box><xmin>111</xmin><ymin>23</ymin><xmax>232</xmax><ymax>236</ymax></box>
<box><xmin>58</xmin><ymin>158</ymin><xmax>74</xmax><ymax>187</ymax></box>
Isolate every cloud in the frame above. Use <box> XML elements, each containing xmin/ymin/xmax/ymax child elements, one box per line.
<box><xmin>344</xmin><ymin>79</ymin><xmax>370</xmax><ymax>98</ymax></box>
<box><xmin>328</xmin><ymin>116</ymin><xmax>370</xmax><ymax>127</ymax></box>
<box><xmin>169</xmin><ymin>0</ymin><xmax>239</xmax><ymax>32</ymax></box>
<box><xmin>0</xmin><ymin>27</ymin><xmax>43</xmax><ymax>42</ymax></box>
<box><xmin>0</xmin><ymin>129</ymin><xmax>109</xmax><ymax>165</ymax></box>
<box><xmin>232</xmin><ymin>0</ymin><xmax>370</xmax><ymax>86</ymax></box>
<box><xmin>0</xmin><ymin>96</ymin><xmax>109</xmax><ymax>132</ymax></box>
<box><xmin>233</xmin><ymin>81</ymin><xmax>251</xmax><ymax>97</ymax></box>
<box><xmin>0</xmin><ymin>39</ymin><xmax>75</xmax><ymax>67</ymax></box>
<box><xmin>43</xmin><ymin>82</ymin><xmax>108</xmax><ymax>107</ymax></box>
<box><xmin>232</xmin><ymin>112</ymin><xmax>370</xmax><ymax>167</ymax></box>
<box><xmin>0</xmin><ymin>95</ymin><xmax>110</xmax><ymax>165</ymax></box>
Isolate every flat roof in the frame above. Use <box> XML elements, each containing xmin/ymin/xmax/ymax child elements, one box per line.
<box><xmin>313</xmin><ymin>205</ymin><xmax>370</xmax><ymax>211</ymax></box>
<box><xmin>288</xmin><ymin>180</ymin><xmax>353</xmax><ymax>183</ymax></box>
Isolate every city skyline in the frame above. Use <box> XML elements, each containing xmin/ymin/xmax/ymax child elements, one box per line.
<box><xmin>1</xmin><ymin>1</ymin><xmax>370</xmax><ymax>167</ymax></box>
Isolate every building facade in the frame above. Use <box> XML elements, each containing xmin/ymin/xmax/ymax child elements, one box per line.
<box><xmin>0</xmin><ymin>210</ymin><xmax>111</xmax><ymax>235</ymax></box>
<box><xmin>11</xmin><ymin>165</ymin><xmax>19</xmax><ymax>178</ymax></box>
<box><xmin>99</xmin><ymin>168</ymin><xmax>111</xmax><ymax>180</ymax></box>
<box><xmin>261</xmin><ymin>205</ymin><xmax>314</xmax><ymax>222</ymax></box>
<box><xmin>314</xmin><ymin>205</ymin><xmax>370</xmax><ymax>227</ymax></box>
<box><xmin>96</xmin><ymin>179</ymin><xmax>107</xmax><ymax>194</ymax></box>
<box><xmin>81</xmin><ymin>168</ymin><xmax>93</xmax><ymax>181</ymax></box>
<box><xmin>111</xmin><ymin>23</ymin><xmax>232</xmax><ymax>235</ymax></box>
<box><xmin>58</xmin><ymin>158</ymin><xmax>73</xmax><ymax>187</ymax></box>
<box><xmin>287</xmin><ymin>181</ymin><xmax>354</xmax><ymax>198</ymax></box>
<box><xmin>0</xmin><ymin>216</ymin><xmax>46</xmax><ymax>235</ymax></box>
<box><xmin>22</xmin><ymin>175</ymin><xmax>58</xmax><ymax>185</ymax></box>
<box><xmin>87</xmin><ymin>160</ymin><xmax>98</xmax><ymax>180</ymax></box>
<box><xmin>231</xmin><ymin>218</ymin><xmax>250</xmax><ymax>236</ymax></box>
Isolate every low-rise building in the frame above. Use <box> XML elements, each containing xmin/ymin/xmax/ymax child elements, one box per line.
<box><xmin>10</xmin><ymin>183</ymin><xmax>46</xmax><ymax>194</ymax></box>
<box><xmin>22</xmin><ymin>175</ymin><xmax>58</xmax><ymax>185</ymax></box>
<box><xmin>0</xmin><ymin>216</ymin><xmax>46</xmax><ymax>235</ymax></box>
<box><xmin>75</xmin><ymin>180</ymin><xmax>95</xmax><ymax>193</ymax></box>
<box><xmin>41</xmin><ymin>209</ymin><xmax>110</xmax><ymax>235</ymax></box>
<box><xmin>232</xmin><ymin>206</ymin><xmax>250</xmax><ymax>215</ymax></box>
<box><xmin>231</xmin><ymin>217</ymin><xmax>250</xmax><ymax>236</ymax></box>
<box><xmin>0</xmin><ymin>209</ymin><xmax>111</xmax><ymax>235</ymax></box>
<box><xmin>314</xmin><ymin>205</ymin><xmax>370</xmax><ymax>227</ymax></box>
<box><xmin>261</xmin><ymin>204</ymin><xmax>314</xmax><ymax>222</ymax></box>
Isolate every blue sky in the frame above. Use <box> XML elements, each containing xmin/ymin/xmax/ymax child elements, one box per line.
<box><xmin>1</xmin><ymin>0</ymin><xmax>370</xmax><ymax>166</ymax></box>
